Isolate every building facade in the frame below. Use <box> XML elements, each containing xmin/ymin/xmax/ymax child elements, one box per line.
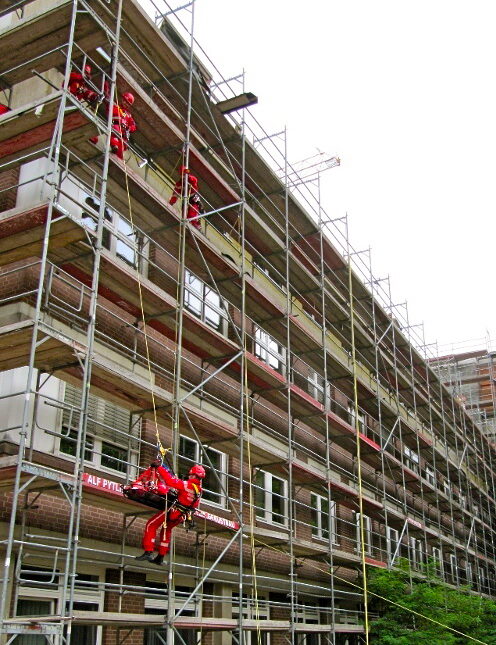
<box><xmin>0</xmin><ymin>1</ymin><xmax>495</xmax><ymax>644</ymax></box>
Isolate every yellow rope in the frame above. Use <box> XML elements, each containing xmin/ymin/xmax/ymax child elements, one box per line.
<box><xmin>253</xmin><ymin>537</ymin><xmax>488</xmax><ymax>644</ymax></box>
<box><xmin>113</xmin><ymin>90</ymin><xmax>169</xmax><ymax>460</ymax></box>
<box><xmin>245</xmin><ymin>345</ymin><xmax>263</xmax><ymax>644</ymax></box>
<box><xmin>348</xmin><ymin>252</ymin><xmax>370</xmax><ymax>643</ymax></box>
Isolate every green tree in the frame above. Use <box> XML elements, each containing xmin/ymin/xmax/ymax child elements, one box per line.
<box><xmin>367</xmin><ymin>563</ymin><xmax>496</xmax><ymax>644</ymax></box>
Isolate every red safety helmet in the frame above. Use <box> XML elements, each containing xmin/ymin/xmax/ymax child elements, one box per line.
<box><xmin>122</xmin><ymin>92</ymin><xmax>135</xmax><ymax>105</ymax></box>
<box><xmin>189</xmin><ymin>465</ymin><xmax>206</xmax><ymax>479</ymax></box>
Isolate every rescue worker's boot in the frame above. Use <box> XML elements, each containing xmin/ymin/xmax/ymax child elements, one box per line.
<box><xmin>152</xmin><ymin>554</ymin><xmax>165</xmax><ymax>566</ymax></box>
<box><xmin>135</xmin><ymin>551</ymin><xmax>155</xmax><ymax>562</ymax></box>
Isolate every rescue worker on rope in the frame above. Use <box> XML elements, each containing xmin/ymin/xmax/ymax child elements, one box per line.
<box><xmin>169</xmin><ymin>166</ymin><xmax>204</xmax><ymax>230</ymax></box>
<box><xmin>89</xmin><ymin>91</ymin><xmax>137</xmax><ymax>160</ymax></box>
<box><xmin>67</xmin><ymin>65</ymin><xmax>98</xmax><ymax>104</ymax></box>
<box><xmin>136</xmin><ymin>461</ymin><xmax>205</xmax><ymax>566</ymax></box>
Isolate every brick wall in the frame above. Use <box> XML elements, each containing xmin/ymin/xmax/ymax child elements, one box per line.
<box><xmin>103</xmin><ymin>569</ymin><xmax>146</xmax><ymax>645</ymax></box>
<box><xmin>0</xmin><ymin>167</ymin><xmax>19</xmax><ymax>212</ymax></box>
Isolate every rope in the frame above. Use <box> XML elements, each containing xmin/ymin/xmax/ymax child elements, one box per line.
<box><xmin>252</xmin><ymin>537</ymin><xmax>489</xmax><ymax>644</ymax></box>
<box><xmin>348</xmin><ymin>251</ymin><xmax>370</xmax><ymax>642</ymax></box>
<box><xmin>112</xmin><ymin>89</ymin><xmax>171</xmax><ymax>465</ymax></box>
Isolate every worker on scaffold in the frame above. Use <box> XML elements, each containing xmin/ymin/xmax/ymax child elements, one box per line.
<box><xmin>169</xmin><ymin>165</ymin><xmax>204</xmax><ymax>229</ymax></box>
<box><xmin>67</xmin><ymin>64</ymin><xmax>98</xmax><ymax>104</ymax></box>
<box><xmin>90</xmin><ymin>92</ymin><xmax>137</xmax><ymax>160</ymax></box>
<box><xmin>136</xmin><ymin>462</ymin><xmax>205</xmax><ymax>565</ymax></box>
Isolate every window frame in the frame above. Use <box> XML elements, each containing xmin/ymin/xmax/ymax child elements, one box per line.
<box><xmin>254</xmin><ymin>326</ymin><xmax>285</xmax><ymax>375</ymax></box>
<box><xmin>255</xmin><ymin>470</ymin><xmax>288</xmax><ymax>527</ymax></box>
<box><xmin>310</xmin><ymin>492</ymin><xmax>337</xmax><ymax>544</ymax></box>
<box><xmin>58</xmin><ymin>384</ymin><xmax>139</xmax><ymax>477</ymax></box>
<box><xmin>184</xmin><ymin>269</ymin><xmax>226</xmax><ymax>334</ymax></box>
<box><xmin>355</xmin><ymin>513</ymin><xmax>372</xmax><ymax>556</ymax></box>
<box><xmin>178</xmin><ymin>435</ymin><xmax>227</xmax><ymax>508</ymax></box>
<box><xmin>81</xmin><ymin>195</ymin><xmax>143</xmax><ymax>271</ymax></box>
<box><xmin>308</xmin><ymin>370</ymin><xmax>330</xmax><ymax>408</ymax></box>
<box><xmin>386</xmin><ymin>526</ymin><xmax>399</xmax><ymax>564</ymax></box>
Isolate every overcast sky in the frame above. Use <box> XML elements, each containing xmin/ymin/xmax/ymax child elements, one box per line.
<box><xmin>180</xmin><ymin>1</ymin><xmax>496</xmax><ymax>352</ymax></box>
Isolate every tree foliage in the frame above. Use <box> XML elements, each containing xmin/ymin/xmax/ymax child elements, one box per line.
<box><xmin>367</xmin><ymin>562</ymin><xmax>496</xmax><ymax>644</ymax></box>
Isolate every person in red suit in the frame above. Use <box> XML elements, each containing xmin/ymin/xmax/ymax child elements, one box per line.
<box><xmin>0</xmin><ymin>104</ymin><xmax>10</xmax><ymax>115</ymax></box>
<box><xmin>67</xmin><ymin>65</ymin><xmax>98</xmax><ymax>104</ymax></box>
<box><xmin>90</xmin><ymin>92</ymin><xmax>136</xmax><ymax>160</ymax></box>
<box><xmin>169</xmin><ymin>166</ymin><xmax>204</xmax><ymax>229</ymax></box>
<box><xmin>136</xmin><ymin>462</ymin><xmax>205</xmax><ymax>565</ymax></box>
<box><xmin>109</xmin><ymin>92</ymin><xmax>136</xmax><ymax>160</ymax></box>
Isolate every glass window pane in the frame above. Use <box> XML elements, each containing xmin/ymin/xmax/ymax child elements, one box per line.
<box><xmin>101</xmin><ymin>442</ymin><xmax>127</xmax><ymax>472</ymax></box>
<box><xmin>116</xmin><ymin>239</ymin><xmax>135</xmax><ymax>266</ymax></box>
<box><xmin>185</xmin><ymin>291</ymin><xmax>202</xmax><ymax>316</ymax></box>
<box><xmin>205</xmin><ymin>306</ymin><xmax>221</xmax><ymax>329</ymax></box>
<box><xmin>255</xmin><ymin>471</ymin><xmax>265</xmax><ymax>518</ymax></box>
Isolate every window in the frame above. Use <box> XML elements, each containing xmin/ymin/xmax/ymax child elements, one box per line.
<box><xmin>308</xmin><ymin>370</ymin><xmax>330</xmax><ymax>407</ymax></box>
<box><xmin>403</xmin><ymin>445</ymin><xmax>419</xmax><ymax>473</ymax></box>
<box><xmin>179</xmin><ymin>436</ymin><xmax>227</xmax><ymax>506</ymax></box>
<box><xmin>424</xmin><ymin>466</ymin><xmax>435</xmax><ymax>486</ymax></box>
<box><xmin>64</xmin><ymin>602</ymin><xmax>98</xmax><ymax>645</ymax></box>
<box><xmin>386</xmin><ymin>527</ymin><xmax>399</xmax><ymax>564</ymax></box>
<box><xmin>355</xmin><ymin>513</ymin><xmax>372</xmax><ymax>555</ymax></box>
<box><xmin>232</xmin><ymin>593</ymin><xmax>269</xmax><ymax>645</ymax></box>
<box><xmin>60</xmin><ymin>428</ymin><xmax>94</xmax><ymax>462</ymax></box>
<box><xmin>348</xmin><ymin>403</ymin><xmax>366</xmax><ymax>435</ymax></box>
<box><xmin>60</xmin><ymin>383</ymin><xmax>139</xmax><ymax>475</ymax></box>
<box><xmin>432</xmin><ymin>547</ymin><xmax>443</xmax><ymax>575</ymax></box>
<box><xmin>254</xmin><ymin>326</ymin><xmax>285</xmax><ymax>374</ymax></box>
<box><xmin>449</xmin><ymin>554</ymin><xmax>459</xmax><ymax>584</ymax></box>
<box><xmin>184</xmin><ymin>270</ymin><xmax>225</xmax><ymax>332</ymax></box>
<box><xmin>410</xmin><ymin>537</ymin><xmax>424</xmax><ymax>570</ymax></box>
<box><xmin>81</xmin><ymin>196</ymin><xmax>139</xmax><ymax>268</ymax></box>
<box><xmin>16</xmin><ymin>599</ymin><xmax>54</xmax><ymax>645</ymax></box>
<box><xmin>465</xmin><ymin>561</ymin><xmax>473</xmax><ymax>585</ymax></box>
<box><xmin>255</xmin><ymin>470</ymin><xmax>287</xmax><ymax>526</ymax></box>
<box><xmin>310</xmin><ymin>493</ymin><xmax>337</xmax><ymax>543</ymax></box>
<box><xmin>478</xmin><ymin>566</ymin><xmax>487</xmax><ymax>593</ymax></box>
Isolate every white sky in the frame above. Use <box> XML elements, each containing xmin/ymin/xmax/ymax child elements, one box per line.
<box><xmin>190</xmin><ymin>1</ymin><xmax>496</xmax><ymax>351</ymax></box>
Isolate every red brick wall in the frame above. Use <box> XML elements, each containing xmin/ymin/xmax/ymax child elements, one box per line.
<box><xmin>0</xmin><ymin>167</ymin><xmax>19</xmax><ymax>212</ymax></box>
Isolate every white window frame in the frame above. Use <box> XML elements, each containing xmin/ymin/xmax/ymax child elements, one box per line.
<box><xmin>432</xmin><ymin>546</ymin><xmax>443</xmax><ymax>575</ymax></box>
<box><xmin>255</xmin><ymin>470</ymin><xmax>288</xmax><ymax>526</ymax></box>
<box><xmin>178</xmin><ymin>435</ymin><xmax>227</xmax><ymax>508</ymax></box>
<box><xmin>254</xmin><ymin>326</ymin><xmax>285</xmax><ymax>374</ymax></box>
<box><xmin>409</xmin><ymin>536</ymin><xmax>424</xmax><ymax>570</ymax></box>
<box><xmin>449</xmin><ymin>553</ymin><xmax>459</xmax><ymax>584</ymax></box>
<box><xmin>58</xmin><ymin>384</ymin><xmax>139</xmax><ymax>477</ymax></box>
<box><xmin>403</xmin><ymin>445</ymin><xmax>420</xmax><ymax>473</ymax></box>
<box><xmin>424</xmin><ymin>466</ymin><xmax>435</xmax><ymax>486</ymax></box>
<box><xmin>479</xmin><ymin>565</ymin><xmax>487</xmax><ymax>592</ymax></box>
<box><xmin>310</xmin><ymin>493</ymin><xmax>337</xmax><ymax>544</ymax></box>
<box><xmin>465</xmin><ymin>561</ymin><xmax>473</xmax><ymax>584</ymax></box>
<box><xmin>81</xmin><ymin>196</ymin><xmax>142</xmax><ymax>270</ymax></box>
<box><xmin>184</xmin><ymin>269</ymin><xmax>226</xmax><ymax>333</ymax></box>
<box><xmin>348</xmin><ymin>403</ymin><xmax>366</xmax><ymax>435</ymax></box>
<box><xmin>386</xmin><ymin>526</ymin><xmax>399</xmax><ymax>564</ymax></box>
<box><xmin>355</xmin><ymin>513</ymin><xmax>372</xmax><ymax>555</ymax></box>
<box><xmin>308</xmin><ymin>370</ymin><xmax>330</xmax><ymax>408</ymax></box>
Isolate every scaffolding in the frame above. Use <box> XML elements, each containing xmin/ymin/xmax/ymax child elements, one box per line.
<box><xmin>0</xmin><ymin>1</ymin><xmax>496</xmax><ymax>644</ymax></box>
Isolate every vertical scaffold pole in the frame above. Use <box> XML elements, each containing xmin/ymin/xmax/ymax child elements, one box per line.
<box><xmin>168</xmin><ymin>2</ymin><xmax>196</xmax><ymax>643</ymax></box>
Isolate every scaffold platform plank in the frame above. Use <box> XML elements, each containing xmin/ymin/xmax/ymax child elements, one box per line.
<box><xmin>3</xmin><ymin>611</ymin><xmax>365</xmax><ymax>632</ymax></box>
<box><xmin>0</xmin><ymin>1</ymin><xmax>102</xmax><ymax>86</ymax></box>
<box><xmin>0</xmin><ymin>203</ymin><xmax>85</xmax><ymax>266</ymax></box>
